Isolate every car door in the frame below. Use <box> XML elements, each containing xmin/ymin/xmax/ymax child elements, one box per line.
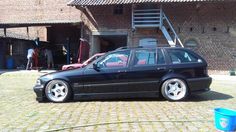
<box><xmin>81</xmin><ymin>50</ymin><xmax>131</xmax><ymax>94</ymax></box>
<box><xmin>124</xmin><ymin>48</ymin><xmax>168</xmax><ymax>92</ymax></box>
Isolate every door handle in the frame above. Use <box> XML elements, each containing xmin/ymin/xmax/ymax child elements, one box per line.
<box><xmin>118</xmin><ymin>70</ymin><xmax>127</xmax><ymax>73</ymax></box>
<box><xmin>157</xmin><ymin>67</ymin><xmax>166</xmax><ymax>70</ymax></box>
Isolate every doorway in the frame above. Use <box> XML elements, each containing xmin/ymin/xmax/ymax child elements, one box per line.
<box><xmin>94</xmin><ymin>35</ymin><xmax>127</xmax><ymax>53</ymax></box>
<box><xmin>47</xmin><ymin>24</ymin><xmax>81</xmax><ymax>68</ymax></box>
<box><xmin>139</xmin><ymin>38</ymin><xmax>158</xmax><ymax>47</ymax></box>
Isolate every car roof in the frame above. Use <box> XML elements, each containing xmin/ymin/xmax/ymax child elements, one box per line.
<box><xmin>114</xmin><ymin>46</ymin><xmax>185</xmax><ymax>51</ymax></box>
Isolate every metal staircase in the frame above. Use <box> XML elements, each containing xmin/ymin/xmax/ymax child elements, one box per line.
<box><xmin>132</xmin><ymin>5</ymin><xmax>184</xmax><ymax>47</ymax></box>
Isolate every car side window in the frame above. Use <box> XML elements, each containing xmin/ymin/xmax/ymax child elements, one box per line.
<box><xmin>157</xmin><ymin>49</ymin><xmax>166</xmax><ymax>65</ymax></box>
<box><xmin>168</xmin><ymin>49</ymin><xmax>198</xmax><ymax>64</ymax></box>
<box><xmin>97</xmin><ymin>50</ymin><xmax>130</xmax><ymax>68</ymax></box>
<box><xmin>134</xmin><ymin>49</ymin><xmax>156</xmax><ymax>66</ymax></box>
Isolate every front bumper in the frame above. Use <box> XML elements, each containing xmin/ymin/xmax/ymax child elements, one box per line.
<box><xmin>187</xmin><ymin>77</ymin><xmax>212</xmax><ymax>94</ymax></box>
<box><xmin>33</xmin><ymin>85</ymin><xmax>45</xmax><ymax>102</ymax></box>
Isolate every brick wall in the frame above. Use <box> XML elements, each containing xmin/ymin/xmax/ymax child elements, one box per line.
<box><xmin>0</xmin><ymin>0</ymin><xmax>81</xmax><ymax>23</ymax></box>
<box><xmin>1</xmin><ymin>1</ymin><xmax>236</xmax><ymax>71</ymax></box>
<box><xmin>0</xmin><ymin>0</ymin><xmax>81</xmax><ymax>41</ymax></box>
<box><xmin>81</xmin><ymin>2</ymin><xmax>236</xmax><ymax>71</ymax></box>
<box><xmin>164</xmin><ymin>3</ymin><xmax>236</xmax><ymax>71</ymax></box>
<box><xmin>5</xmin><ymin>27</ymin><xmax>47</xmax><ymax>41</ymax></box>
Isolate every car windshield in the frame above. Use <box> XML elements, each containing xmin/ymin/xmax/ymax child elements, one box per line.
<box><xmin>97</xmin><ymin>50</ymin><xmax>130</xmax><ymax>68</ymax></box>
<box><xmin>82</xmin><ymin>54</ymin><xmax>104</xmax><ymax>67</ymax></box>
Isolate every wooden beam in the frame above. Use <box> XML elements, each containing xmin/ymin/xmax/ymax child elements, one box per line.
<box><xmin>26</xmin><ymin>26</ymin><xmax>29</xmax><ymax>38</ymax></box>
<box><xmin>4</xmin><ymin>28</ymin><xmax>6</xmax><ymax>37</ymax></box>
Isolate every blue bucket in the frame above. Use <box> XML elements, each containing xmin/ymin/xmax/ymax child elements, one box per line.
<box><xmin>214</xmin><ymin>108</ymin><xmax>236</xmax><ymax>131</ymax></box>
<box><xmin>6</xmin><ymin>57</ymin><xmax>14</xmax><ymax>69</ymax></box>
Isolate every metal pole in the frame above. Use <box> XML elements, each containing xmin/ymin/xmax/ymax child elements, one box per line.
<box><xmin>66</xmin><ymin>37</ymin><xmax>70</xmax><ymax>64</ymax></box>
<box><xmin>160</xmin><ymin>4</ymin><xmax>163</xmax><ymax>28</ymax></box>
<box><xmin>131</xmin><ymin>4</ymin><xmax>134</xmax><ymax>30</ymax></box>
<box><xmin>80</xmin><ymin>22</ymin><xmax>84</xmax><ymax>38</ymax></box>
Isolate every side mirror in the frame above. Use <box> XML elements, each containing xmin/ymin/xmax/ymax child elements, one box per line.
<box><xmin>93</xmin><ymin>63</ymin><xmax>100</xmax><ymax>71</ymax></box>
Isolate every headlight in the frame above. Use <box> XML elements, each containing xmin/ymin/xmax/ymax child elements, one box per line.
<box><xmin>36</xmin><ymin>79</ymin><xmax>41</xmax><ymax>85</ymax></box>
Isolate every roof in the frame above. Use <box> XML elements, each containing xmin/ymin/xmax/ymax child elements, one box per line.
<box><xmin>68</xmin><ymin>0</ymin><xmax>226</xmax><ymax>6</ymax></box>
<box><xmin>0</xmin><ymin>20</ymin><xmax>81</xmax><ymax>28</ymax></box>
<box><xmin>0</xmin><ymin>29</ymin><xmax>35</xmax><ymax>41</ymax></box>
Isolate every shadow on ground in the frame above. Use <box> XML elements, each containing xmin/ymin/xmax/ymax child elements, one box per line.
<box><xmin>40</xmin><ymin>97</ymin><xmax>166</xmax><ymax>103</ymax></box>
<box><xmin>186</xmin><ymin>91</ymin><xmax>233</xmax><ymax>102</ymax></box>
<box><xmin>48</xmin><ymin>90</ymin><xmax>233</xmax><ymax>103</ymax></box>
<box><xmin>0</xmin><ymin>71</ymin><xmax>5</xmax><ymax>75</ymax></box>
<box><xmin>82</xmin><ymin>91</ymin><xmax>231</xmax><ymax>102</ymax></box>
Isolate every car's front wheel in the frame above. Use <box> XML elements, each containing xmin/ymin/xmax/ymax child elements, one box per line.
<box><xmin>161</xmin><ymin>78</ymin><xmax>188</xmax><ymax>101</ymax></box>
<box><xmin>45</xmin><ymin>80</ymin><xmax>71</xmax><ymax>102</ymax></box>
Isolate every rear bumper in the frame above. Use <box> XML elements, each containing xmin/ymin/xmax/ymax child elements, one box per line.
<box><xmin>33</xmin><ymin>85</ymin><xmax>45</xmax><ymax>102</ymax></box>
<box><xmin>187</xmin><ymin>77</ymin><xmax>212</xmax><ymax>94</ymax></box>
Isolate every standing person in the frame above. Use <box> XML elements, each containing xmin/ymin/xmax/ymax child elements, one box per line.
<box><xmin>26</xmin><ymin>47</ymin><xmax>34</xmax><ymax>70</ymax></box>
<box><xmin>33</xmin><ymin>47</ymin><xmax>39</xmax><ymax>69</ymax></box>
<box><xmin>45</xmin><ymin>48</ymin><xmax>54</xmax><ymax>69</ymax></box>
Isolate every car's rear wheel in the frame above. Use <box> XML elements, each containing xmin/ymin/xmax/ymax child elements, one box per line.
<box><xmin>161</xmin><ymin>78</ymin><xmax>188</xmax><ymax>101</ymax></box>
<box><xmin>45</xmin><ymin>80</ymin><xmax>71</xmax><ymax>102</ymax></box>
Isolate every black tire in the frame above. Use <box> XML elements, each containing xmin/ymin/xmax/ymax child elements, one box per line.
<box><xmin>45</xmin><ymin>80</ymin><xmax>71</xmax><ymax>103</ymax></box>
<box><xmin>161</xmin><ymin>78</ymin><xmax>188</xmax><ymax>101</ymax></box>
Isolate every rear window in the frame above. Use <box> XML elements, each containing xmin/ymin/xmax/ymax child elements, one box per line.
<box><xmin>168</xmin><ymin>49</ymin><xmax>199</xmax><ymax>64</ymax></box>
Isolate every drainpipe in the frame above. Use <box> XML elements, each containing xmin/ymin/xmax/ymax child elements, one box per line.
<box><xmin>66</xmin><ymin>37</ymin><xmax>70</xmax><ymax>64</ymax></box>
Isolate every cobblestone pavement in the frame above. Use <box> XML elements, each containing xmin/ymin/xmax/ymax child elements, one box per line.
<box><xmin>0</xmin><ymin>71</ymin><xmax>235</xmax><ymax>132</ymax></box>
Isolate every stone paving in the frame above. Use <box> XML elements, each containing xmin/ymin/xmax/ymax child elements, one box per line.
<box><xmin>0</xmin><ymin>71</ymin><xmax>235</xmax><ymax>131</ymax></box>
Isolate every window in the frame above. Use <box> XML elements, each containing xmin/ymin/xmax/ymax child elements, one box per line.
<box><xmin>157</xmin><ymin>49</ymin><xmax>165</xmax><ymax>64</ymax></box>
<box><xmin>184</xmin><ymin>39</ymin><xmax>198</xmax><ymax>48</ymax></box>
<box><xmin>98</xmin><ymin>50</ymin><xmax>130</xmax><ymax>68</ymax></box>
<box><xmin>86</xmin><ymin>55</ymin><xmax>102</xmax><ymax>65</ymax></box>
<box><xmin>168</xmin><ymin>49</ymin><xmax>199</xmax><ymax>64</ymax></box>
<box><xmin>134</xmin><ymin>49</ymin><xmax>156</xmax><ymax>66</ymax></box>
<box><xmin>139</xmin><ymin>38</ymin><xmax>158</xmax><ymax>47</ymax></box>
<box><xmin>113</xmin><ymin>5</ymin><xmax>123</xmax><ymax>15</ymax></box>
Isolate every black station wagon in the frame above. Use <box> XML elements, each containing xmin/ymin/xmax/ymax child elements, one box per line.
<box><xmin>34</xmin><ymin>47</ymin><xmax>212</xmax><ymax>102</ymax></box>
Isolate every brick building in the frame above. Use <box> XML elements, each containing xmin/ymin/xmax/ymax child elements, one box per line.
<box><xmin>0</xmin><ymin>0</ymin><xmax>236</xmax><ymax>73</ymax></box>
<box><xmin>0</xmin><ymin>0</ymin><xmax>82</xmax><ymax>69</ymax></box>
<box><xmin>68</xmin><ymin>0</ymin><xmax>236</xmax><ymax>73</ymax></box>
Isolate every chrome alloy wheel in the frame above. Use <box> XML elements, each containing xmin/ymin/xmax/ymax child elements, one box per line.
<box><xmin>162</xmin><ymin>78</ymin><xmax>187</xmax><ymax>101</ymax></box>
<box><xmin>46</xmin><ymin>80</ymin><xmax>69</xmax><ymax>102</ymax></box>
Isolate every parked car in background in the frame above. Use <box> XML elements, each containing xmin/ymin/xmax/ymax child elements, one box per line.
<box><xmin>62</xmin><ymin>53</ymin><xmax>104</xmax><ymax>70</ymax></box>
<box><xmin>34</xmin><ymin>47</ymin><xmax>212</xmax><ymax>102</ymax></box>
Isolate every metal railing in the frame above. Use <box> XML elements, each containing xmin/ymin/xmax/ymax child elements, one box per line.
<box><xmin>132</xmin><ymin>5</ymin><xmax>184</xmax><ymax>47</ymax></box>
<box><xmin>162</xmin><ymin>13</ymin><xmax>184</xmax><ymax>47</ymax></box>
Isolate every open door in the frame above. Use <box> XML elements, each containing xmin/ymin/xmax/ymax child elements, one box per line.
<box><xmin>78</xmin><ymin>39</ymin><xmax>90</xmax><ymax>63</ymax></box>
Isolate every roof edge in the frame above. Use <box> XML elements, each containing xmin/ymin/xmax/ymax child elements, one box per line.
<box><xmin>68</xmin><ymin>0</ymin><xmax>230</xmax><ymax>6</ymax></box>
<box><xmin>0</xmin><ymin>21</ymin><xmax>81</xmax><ymax>28</ymax></box>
